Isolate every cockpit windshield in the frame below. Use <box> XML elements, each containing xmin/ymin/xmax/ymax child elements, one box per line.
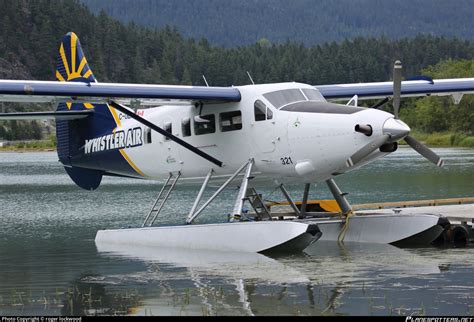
<box><xmin>263</xmin><ymin>88</ymin><xmax>325</xmax><ymax>109</ymax></box>
<box><xmin>301</xmin><ymin>89</ymin><xmax>325</xmax><ymax>102</ymax></box>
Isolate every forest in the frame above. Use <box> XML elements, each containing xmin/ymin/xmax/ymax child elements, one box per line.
<box><xmin>80</xmin><ymin>0</ymin><xmax>474</xmax><ymax>47</ymax></box>
<box><xmin>0</xmin><ymin>0</ymin><xmax>473</xmax><ymax>143</ymax></box>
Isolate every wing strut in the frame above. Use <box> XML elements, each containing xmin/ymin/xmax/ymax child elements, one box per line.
<box><xmin>109</xmin><ymin>101</ymin><xmax>223</xmax><ymax>167</ymax></box>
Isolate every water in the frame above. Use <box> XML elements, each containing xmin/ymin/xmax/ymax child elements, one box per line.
<box><xmin>0</xmin><ymin>147</ymin><xmax>473</xmax><ymax>316</ymax></box>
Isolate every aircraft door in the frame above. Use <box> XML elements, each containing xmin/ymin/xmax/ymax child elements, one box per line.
<box><xmin>155</xmin><ymin>117</ymin><xmax>182</xmax><ymax>173</ymax></box>
<box><xmin>252</xmin><ymin>100</ymin><xmax>276</xmax><ymax>153</ymax></box>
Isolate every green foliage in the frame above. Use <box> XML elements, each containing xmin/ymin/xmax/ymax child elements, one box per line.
<box><xmin>80</xmin><ymin>0</ymin><xmax>474</xmax><ymax>47</ymax></box>
<box><xmin>405</xmin><ymin>131</ymin><xmax>474</xmax><ymax>147</ymax></box>
<box><xmin>423</xmin><ymin>59</ymin><xmax>474</xmax><ymax>78</ymax></box>
<box><xmin>0</xmin><ymin>139</ymin><xmax>56</xmax><ymax>151</ymax></box>
<box><xmin>49</xmin><ymin>134</ymin><xmax>57</xmax><ymax>146</ymax></box>
<box><xmin>399</xmin><ymin>59</ymin><xmax>474</xmax><ymax>135</ymax></box>
<box><xmin>1</xmin><ymin>0</ymin><xmax>474</xmax><ymax>86</ymax></box>
<box><xmin>460</xmin><ymin>136</ymin><xmax>474</xmax><ymax>147</ymax></box>
<box><xmin>0</xmin><ymin>120</ymin><xmax>43</xmax><ymax>141</ymax></box>
<box><xmin>424</xmin><ymin>133</ymin><xmax>453</xmax><ymax>146</ymax></box>
<box><xmin>0</xmin><ymin>0</ymin><xmax>473</xmax><ymax>142</ymax></box>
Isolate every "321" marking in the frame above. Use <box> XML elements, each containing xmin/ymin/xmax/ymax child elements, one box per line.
<box><xmin>280</xmin><ymin>157</ymin><xmax>294</xmax><ymax>165</ymax></box>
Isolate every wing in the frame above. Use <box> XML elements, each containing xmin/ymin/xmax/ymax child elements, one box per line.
<box><xmin>315</xmin><ymin>78</ymin><xmax>474</xmax><ymax>103</ymax></box>
<box><xmin>0</xmin><ymin>79</ymin><xmax>241</xmax><ymax>105</ymax></box>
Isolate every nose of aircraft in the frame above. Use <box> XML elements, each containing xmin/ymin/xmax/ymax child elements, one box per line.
<box><xmin>382</xmin><ymin>118</ymin><xmax>410</xmax><ymax>141</ymax></box>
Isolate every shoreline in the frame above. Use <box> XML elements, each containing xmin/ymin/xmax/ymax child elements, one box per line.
<box><xmin>0</xmin><ymin>148</ymin><xmax>56</xmax><ymax>153</ymax></box>
<box><xmin>1</xmin><ymin>132</ymin><xmax>473</xmax><ymax>152</ymax></box>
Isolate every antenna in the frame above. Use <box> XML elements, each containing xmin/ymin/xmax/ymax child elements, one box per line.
<box><xmin>202</xmin><ymin>75</ymin><xmax>209</xmax><ymax>87</ymax></box>
<box><xmin>246</xmin><ymin>71</ymin><xmax>255</xmax><ymax>85</ymax></box>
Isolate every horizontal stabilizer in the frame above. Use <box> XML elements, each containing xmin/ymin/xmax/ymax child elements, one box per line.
<box><xmin>0</xmin><ymin>110</ymin><xmax>92</xmax><ymax>120</ymax></box>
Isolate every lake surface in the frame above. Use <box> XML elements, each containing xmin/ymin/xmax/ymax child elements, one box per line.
<box><xmin>0</xmin><ymin>147</ymin><xmax>473</xmax><ymax>316</ymax></box>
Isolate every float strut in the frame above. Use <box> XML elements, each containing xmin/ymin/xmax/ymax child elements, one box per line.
<box><xmin>326</xmin><ymin>178</ymin><xmax>352</xmax><ymax>214</ymax></box>
<box><xmin>232</xmin><ymin>159</ymin><xmax>254</xmax><ymax>219</ymax></box>
<box><xmin>187</xmin><ymin>159</ymin><xmax>253</xmax><ymax>224</ymax></box>
<box><xmin>300</xmin><ymin>183</ymin><xmax>311</xmax><ymax>219</ymax></box>
<box><xmin>279</xmin><ymin>184</ymin><xmax>301</xmax><ymax>217</ymax></box>
<box><xmin>186</xmin><ymin>169</ymin><xmax>213</xmax><ymax>224</ymax></box>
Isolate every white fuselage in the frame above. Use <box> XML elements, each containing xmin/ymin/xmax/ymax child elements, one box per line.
<box><xmin>110</xmin><ymin>82</ymin><xmax>395</xmax><ymax>185</ymax></box>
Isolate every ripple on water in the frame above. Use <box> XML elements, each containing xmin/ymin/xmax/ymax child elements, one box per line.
<box><xmin>0</xmin><ymin>150</ymin><xmax>474</xmax><ymax>316</ymax></box>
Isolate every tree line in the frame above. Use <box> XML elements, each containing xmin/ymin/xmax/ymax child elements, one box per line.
<box><xmin>0</xmin><ymin>0</ymin><xmax>473</xmax><ymax>141</ymax></box>
<box><xmin>80</xmin><ymin>0</ymin><xmax>474</xmax><ymax>47</ymax></box>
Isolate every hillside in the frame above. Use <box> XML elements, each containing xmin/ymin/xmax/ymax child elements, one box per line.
<box><xmin>0</xmin><ymin>0</ymin><xmax>473</xmax><ymax>141</ymax></box>
<box><xmin>80</xmin><ymin>0</ymin><xmax>474</xmax><ymax>47</ymax></box>
<box><xmin>1</xmin><ymin>0</ymin><xmax>473</xmax><ymax>86</ymax></box>
<box><xmin>1</xmin><ymin>0</ymin><xmax>474</xmax><ymax>85</ymax></box>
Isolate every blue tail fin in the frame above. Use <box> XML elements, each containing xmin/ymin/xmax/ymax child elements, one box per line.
<box><xmin>55</xmin><ymin>32</ymin><xmax>140</xmax><ymax>190</ymax></box>
<box><xmin>55</xmin><ymin>32</ymin><xmax>97</xmax><ymax>84</ymax></box>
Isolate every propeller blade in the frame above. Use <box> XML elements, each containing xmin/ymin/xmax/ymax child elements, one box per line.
<box><xmin>109</xmin><ymin>101</ymin><xmax>223</xmax><ymax>167</ymax></box>
<box><xmin>392</xmin><ymin>60</ymin><xmax>402</xmax><ymax>119</ymax></box>
<box><xmin>346</xmin><ymin>134</ymin><xmax>390</xmax><ymax>167</ymax></box>
<box><xmin>404</xmin><ymin>135</ymin><xmax>444</xmax><ymax>167</ymax></box>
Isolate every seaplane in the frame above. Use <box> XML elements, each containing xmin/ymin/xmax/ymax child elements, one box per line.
<box><xmin>1</xmin><ymin>32</ymin><xmax>473</xmax><ymax>254</ymax></box>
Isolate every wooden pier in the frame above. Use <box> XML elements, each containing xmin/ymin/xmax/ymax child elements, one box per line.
<box><xmin>268</xmin><ymin>197</ymin><xmax>474</xmax><ymax>221</ymax></box>
<box><xmin>352</xmin><ymin>197</ymin><xmax>474</xmax><ymax>225</ymax></box>
<box><xmin>353</xmin><ymin>196</ymin><xmax>474</xmax><ymax>210</ymax></box>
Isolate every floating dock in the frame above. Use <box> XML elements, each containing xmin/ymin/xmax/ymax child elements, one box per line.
<box><xmin>354</xmin><ymin>198</ymin><xmax>474</xmax><ymax>247</ymax></box>
<box><xmin>268</xmin><ymin>197</ymin><xmax>474</xmax><ymax>247</ymax></box>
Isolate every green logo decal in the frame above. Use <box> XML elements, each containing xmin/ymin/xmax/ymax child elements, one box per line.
<box><xmin>293</xmin><ymin>117</ymin><xmax>301</xmax><ymax>127</ymax></box>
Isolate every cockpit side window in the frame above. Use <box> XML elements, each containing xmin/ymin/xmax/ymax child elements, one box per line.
<box><xmin>266</xmin><ymin>107</ymin><xmax>273</xmax><ymax>120</ymax></box>
<box><xmin>254</xmin><ymin>100</ymin><xmax>267</xmax><ymax>121</ymax></box>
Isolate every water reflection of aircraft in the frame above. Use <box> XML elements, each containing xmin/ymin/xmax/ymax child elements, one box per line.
<box><xmin>90</xmin><ymin>242</ymin><xmax>444</xmax><ymax>315</ymax></box>
<box><xmin>95</xmin><ymin>243</ymin><xmax>310</xmax><ymax>284</ymax></box>
<box><xmin>95</xmin><ymin>243</ymin><xmax>310</xmax><ymax>315</ymax></box>
<box><xmin>1</xmin><ymin>32</ymin><xmax>472</xmax><ymax>252</ymax></box>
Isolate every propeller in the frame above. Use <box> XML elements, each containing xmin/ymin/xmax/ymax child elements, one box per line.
<box><xmin>109</xmin><ymin>101</ymin><xmax>223</xmax><ymax>167</ymax></box>
<box><xmin>349</xmin><ymin>61</ymin><xmax>444</xmax><ymax>168</ymax></box>
<box><xmin>404</xmin><ymin>135</ymin><xmax>444</xmax><ymax>167</ymax></box>
<box><xmin>346</xmin><ymin>134</ymin><xmax>390</xmax><ymax>167</ymax></box>
<box><xmin>391</xmin><ymin>61</ymin><xmax>444</xmax><ymax>167</ymax></box>
<box><xmin>392</xmin><ymin>60</ymin><xmax>402</xmax><ymax>119</ymax></box>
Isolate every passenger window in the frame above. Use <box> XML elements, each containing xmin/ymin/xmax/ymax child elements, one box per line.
<box><xmin>194</xmin><ymin>114</ymin><xmax>216</xmax><ymax>135</ymax></box>
<box><xmin>254</xmin><ymin>100</ymin><xmax>267</xmax><ymax>121</ymax></box>
<box><xmin>182</xmin><ymin>117</ymin><xmax>191</xmax><ymax>137</ymax></box>
<box><xmin>145</xmin><ymin>127</ymin><xmax>152</xmax><ymax>144</ymax></box>
<box><xmin>220</xmin><ymin>111</ymin><xmax>242</xmax><ymax>132</ymax></box>
<box><xmin>163</xmin><ymin>122</ymin><xmax>172</xmax><ymax>141</ymax></box>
